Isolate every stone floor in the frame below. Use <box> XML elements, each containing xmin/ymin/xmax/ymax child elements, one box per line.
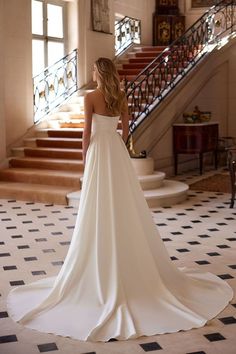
<box><xmin>0</xmin><ymin>168</ymin><xmax>236</xmax><ymax>354</ymax></box>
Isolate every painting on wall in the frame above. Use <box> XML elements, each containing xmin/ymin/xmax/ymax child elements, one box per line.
<box><xmin>192</xmin><ymin>0</ymin><xmax>215</xmax><ymax>7</ymax></box>
<box><xmin>91</xmin><ymin>0</ymin><xmax>111</xmax><ymax>34</ymax></box>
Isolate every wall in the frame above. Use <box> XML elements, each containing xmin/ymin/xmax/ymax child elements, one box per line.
<box><xmin>183</xmin><ymin>0</ymin><xmax>208</xmax><ymax>29</ymax></box>
<box><xmin>114</xmin><ymin>0</ymin><xmax>155</xmax><ymax>45</ymax></box>
<box><xmin>2</xmin><ymin>0</ymin><xmax>33</xmax><ymax>155</ymax></box>
<box><xmin>76</xmin><ymin>0</ymin><xmax>115</xmax><ymax>87</ymax></box>
<box><xmin>228</xmin><ymin>39</ymin><xmax>236</xmax><ymax>137</ymax></box>
<box><xmin>0</xmin><ymin>0</ymin><xmax>6</xmax><ymax>164</ymax></box>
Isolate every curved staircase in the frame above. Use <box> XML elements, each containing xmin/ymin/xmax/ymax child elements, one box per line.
<box><xmin>0</xmin><ymin>45</ymin><xmax>189</xmax><ymax>207</ymax></box>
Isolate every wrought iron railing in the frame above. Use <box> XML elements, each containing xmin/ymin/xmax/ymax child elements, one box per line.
<box><xmin>125</xmin><ymin>0</ymin><xmax>236</xmax><ymax>133</ymax></box>
<box><xmin>115</xmin><ymin>16</ymin><xmax>141</xmax><ymax>56</ymax></box>
<box><xmin>33</xmin><ymin>49</ymin><xmax>78</xmax><ymax>124</ymax></box>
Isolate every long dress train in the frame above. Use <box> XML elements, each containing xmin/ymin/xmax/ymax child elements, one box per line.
<box><xmin>7</xmin><ymin>113</ymin><xmax>233</xmax><ymax>341</ymax></box>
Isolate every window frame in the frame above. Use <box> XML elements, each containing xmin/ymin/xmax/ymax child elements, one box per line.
<box><xmin>32</xmin><ymin>0</ymin><xmax>68</xmax><ymax>73</ymax></box>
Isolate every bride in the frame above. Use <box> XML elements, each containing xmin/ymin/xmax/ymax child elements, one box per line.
<box><xmin>7</xmin><ymin>57</ymin><xmax>233</xmax><ymax>342</ymax></box>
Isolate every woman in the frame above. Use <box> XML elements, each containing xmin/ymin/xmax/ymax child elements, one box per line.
<box><xmin>7</xmin><ymin>58</ymin><xmax>233</xmax><ymax>342</ymax></box>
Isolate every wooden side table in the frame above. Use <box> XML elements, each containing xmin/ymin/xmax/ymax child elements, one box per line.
<box><xmin>173</xmin><ymin>122</ymin><xmax>219</xmax><ymax>175</ymax></box>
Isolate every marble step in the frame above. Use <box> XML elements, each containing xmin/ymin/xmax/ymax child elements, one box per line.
<box><xmin>24</xmin><ymin>137</ymin><xmax>83</xmax><ymax>149</ymax></box>
<box><xmin>35</xmin><ymin>128</ymin><xmax>84</xmax><ymax>138</ymax></box>
<box><xmin>140</xmin><ymin>46</ymin><xmax>166</xmax><ymax>52</ymax></box>
<box><xmin>138</xmin><ymin>172</ymin><xmax>165</xmax><ymax>190</ymax></box>
<box><xmin>11</xmin><ymin>147</ymin><xmax>83</xmax><ymax>160</ymax></box>
<box><xmin>143</xmin><ymin>180</ymin><xmax>189</xmax><ymax>208</ymax></box>
<box><xmin>0</xmin><ymin>181</ymin><xmax>77</xmax><ymax>205</ymax></box>
<box><xmin>49</xmin><ymin>111</ymin><xmax>84</xmax><ymax>120</ymax></box>
<box><xmin>0</xmin><ymin>168</ymin><xmax>82</xmax><ymax>188</ymax></box>
<box><xmin>9</xmin><ymin>157</ymin><xmax>84</xmax><ymax>172</ymax></box>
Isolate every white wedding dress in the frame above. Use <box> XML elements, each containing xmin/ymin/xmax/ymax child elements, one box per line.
<box><xmin>7</xmin><ymin>113</ymin><xmax>233</xmax><ymax>341</ymax></box>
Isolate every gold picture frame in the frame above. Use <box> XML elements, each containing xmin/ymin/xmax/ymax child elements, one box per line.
<box><xmin>91</xmin><ymin>0</ymin><xmax>111</xmax><ymax>34</ymax></box>
<box><xmin>192</xmin><ymin>0</ymin><xmax>215</xmax><ymax>7</ymax></box>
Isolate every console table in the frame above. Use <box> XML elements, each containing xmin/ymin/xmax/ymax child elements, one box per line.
<box><xmin>173</xmin><ymin>122</ymin><xmax>219</xmax><ymax>175</ymax></box>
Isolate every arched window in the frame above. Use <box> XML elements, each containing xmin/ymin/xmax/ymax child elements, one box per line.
<box><xmin>31</xmin><ymin>0</ymin><xmax>67</xmax><ymax>76</ymax></box>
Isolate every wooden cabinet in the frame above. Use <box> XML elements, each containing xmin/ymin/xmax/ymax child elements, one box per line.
<box><xmin>153</xmin><ymin>0</ymin><xmax>185</xmax><ymax>46</ymax></box>
<box><xmin>153</xmin><ymin>14</ymin><xmax>185</xmax><ymax>46</ymax></box>
<box><xmin>173</xmin><ymin>122</ymin><xmax>219</xmax><ymax>175</ymax></box>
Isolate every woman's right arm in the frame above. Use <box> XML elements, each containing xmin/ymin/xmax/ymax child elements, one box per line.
<box><xmin>82</xmin><ymin>93</ymin><xmax>93</xmax><ymax>165</ymax></box>
<box><xmin>120</xmin><ymin>95</ymin><xmax>130</xmax><ymax>143</ymax></box>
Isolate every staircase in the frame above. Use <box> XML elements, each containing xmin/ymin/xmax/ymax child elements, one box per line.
<box><xmin>0</xmin><ymin>45</ymin><xmax>188</xmax><ymax>207</ymax></box>
<box><xmin>117</xmin><ymin>45</ymin><xmax>166</xmax><ymax>81</ymax></box>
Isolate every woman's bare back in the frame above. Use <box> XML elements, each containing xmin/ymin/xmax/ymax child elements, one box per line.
<box><xmin>89</xmin><ymin>89</ymin><xmax>120</xmax><ymax>117</ymax></box>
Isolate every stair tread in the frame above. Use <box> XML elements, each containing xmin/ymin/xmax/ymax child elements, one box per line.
<box><xmin>143</xmin><ymin>180</ymin><xmax>189</xmax><ymax>197</ymax></box>
<box><xmin>0</xmin><ymin>168</ymin><xmax>83</xmax><ymax>177</ymax></box>
<box><xmin>14</xmin><ymin>146</ymin><xmax>83</xmax><ymax>152</ymax></box>
<box><xmin>38</xmin><ymin>128</ymin><xmax>84</xmax><ymax>132</ymax></box>
<box><xmin>10</xmin><ymin>157</ymin><xmax>83</xmax><ymax>163</ymax></box>
<box><xmin>0</xmin><ymin>181</ymin><xmax>76</xmax><ymax>193</ymax></box>
<box><xmin>26</xmin><ymin>137</ymin><xmax>82</xmax><ymax>142</ymax></box>
<box><xmin>138</xmin><ymin>172</ymin><xmax>165</xmax><ymax>181</ymax></box>
<box><xmin>37</xmin><ymin>137</ymin><xmax>82</xmax><ymax>141</ymax></box>
<box><xmin>26</xmin><ymin>147</ymin><xmax>82</xmax><ymax>152</ymax></box>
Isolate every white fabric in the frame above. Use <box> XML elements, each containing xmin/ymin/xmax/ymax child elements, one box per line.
<box><xmin>7</xmin><ymin>113</ymin><xmax>233</xmax><ymax>341</ymax></box>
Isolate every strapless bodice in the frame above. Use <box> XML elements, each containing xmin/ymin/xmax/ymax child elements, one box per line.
<box><xmin>92</xmin><ymin>113</ymin><xmax>120</xmax><ymax>134</ymax></box>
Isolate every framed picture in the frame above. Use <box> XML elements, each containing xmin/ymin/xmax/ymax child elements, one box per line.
<box><xmin>192</xmin><ymin>0</ymin><xmax>215</xmax><ymax>7</ymax></box>
<box><xmin>91</xmin><ymin>0</ymin><xmax>111</xmax><ymax>34</ymax></box>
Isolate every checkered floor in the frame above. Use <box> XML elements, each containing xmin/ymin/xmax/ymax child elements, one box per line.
<box><xmin>0</xmin><ymin>169</ymin><xmax>236</xmax><ymax>354</ymax></box>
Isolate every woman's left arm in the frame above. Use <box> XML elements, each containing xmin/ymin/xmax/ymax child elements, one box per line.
<box><xmin>83</xmin><ymin>93</ymin><xmax>93</xmax><ymax>165</ymax></box>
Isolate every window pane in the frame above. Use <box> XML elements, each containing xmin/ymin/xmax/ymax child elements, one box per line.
<box><xmin>48</xmin><ymin>41</ymin><xmax>64</xmax><ymax>66</ymax></box>
<box><xmin>32</xmin><ymin>0</ymin><xmax>43</xmax><ymax>35</ymax></box>
<box><xmin>32</xmin><ymin>39</ymin><xmax>45</xmax><ymax>76</ymax></box>
<box><xmin>47</xmin><ymin>4</ymin><xmax>63</xmax><ymax>38</ymax></box>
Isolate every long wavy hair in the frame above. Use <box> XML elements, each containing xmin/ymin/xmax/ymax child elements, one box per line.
<box><xmin>95</xmin><ymin>57</ymin><xmax>125</xmax><ymax>115</ymax></box>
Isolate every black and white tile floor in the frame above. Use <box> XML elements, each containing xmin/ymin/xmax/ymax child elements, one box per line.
<box><xmin>0</xmin><ymin>169</ymin><xmax>236</xmax><ymax>354</ymax></box>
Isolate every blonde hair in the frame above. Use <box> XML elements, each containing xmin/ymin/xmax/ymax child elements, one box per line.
<box><xmin>95</xmin><ymin>57</ymin><xmax>125</xmax><ymax>115</ymax></box>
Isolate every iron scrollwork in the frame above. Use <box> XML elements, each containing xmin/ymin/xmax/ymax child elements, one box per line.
<box><xmin>33</xmin><ymin>49</ymin><xmax>78</xmax><ymax>124</ymax></box>
<box><xmin>124</xmin><ymin>0</ymin><xmax>236</xmax><ymax>135</ymax></box>
<box><xmin>115</xmin><ymin>16</ymin><xmax>141</xmax><ymax>56</ymax></box>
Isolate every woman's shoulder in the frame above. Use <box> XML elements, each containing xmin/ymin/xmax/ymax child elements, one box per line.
<box><xmin>84</xmin><ymin>89</ymin><xmax>101</xmax><ymax>101</ymax></box>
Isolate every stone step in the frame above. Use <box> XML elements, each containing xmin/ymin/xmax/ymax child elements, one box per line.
<box><xmin>47</xmin><ymin>129</ymin><xmax>83</xmax><ymax>138</ymax></box>
<box><xmin>0</xmin><ymin>181</ymin><xmax>76</xmax><ymax>205</ymax></box>
<box><xmin>36</xmin><ymin>128</ymin><xmax>84</xmax><ymax>139</ymax></box>
<box><xmin>12</xmin><ymin>147</ymin><xmax>83</xmax><ymax>160</ymax></box>
<box><xmin>58</xmin><ymin>102</ymin><xmax>84</xmax><ymax>113</ymax></box>
<box><xmin>138</xmin><ymin>172</ymin><xmax>165</xmax><ymax>190</ymax></box>
<box><xmin>129</xmin><ymin>58</ymin><xmax>156</xmax><ymax>63</ymax></box>
<box><xmin>143</xmin><ymin>180</ymin><xmax>189</xmax><ymax>208</ymax></box>
<box><xmin>53</xmin><ymin>121</ymin><xmax>123</xmax><ymax>130</ymax></box>
<box><xmin>140</xmin><ymin>46</ymin><xmax>166</xmax><ymax>52</ymax></box>
<box><xmin>49</xmin><ymin>111</ymin><xmax>84</xmax><ymax>120</ymax></box>
<box><xmin>9</xmin><ymin>157</ymin><xmax>84</xmax><ymax>172</ymax></box>
<box><xmin>133</xmin><ymin>52</ymin><xmax>159</xmax><ymax>58</ymax></box>
<box><xmin>122</xmin><ymin>63</ymin><xmax>157</xmax><ymax>70</ymax></box>
<box><xmin>24</xmin><ymin>137</ymin><xmax>83</xmax><ymax>149</ymax></box>
<box><xmin>0</xmin><ymin>168</ymin><xmax>82</xmax><ymax>188</ymax></box>
<box><xmin>58</xmin><ymin>121</ymin><xmax>85</xmax><ymax>129</ymax></box>
<box><xmin>118</xmin><ymin>68</ymin><xmax>143</xmax><ymax>76</ymax></box>
<box><xmin>45</xmin><ymin>120</ymin><xmax>84</xmax><ymax>130</ymax></box>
